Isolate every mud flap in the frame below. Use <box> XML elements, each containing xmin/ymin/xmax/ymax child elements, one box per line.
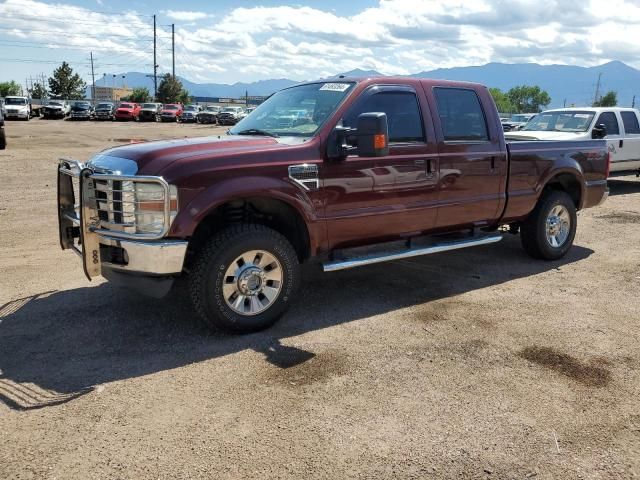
<box><xmin>80</xmin><ymin>168</ymin><xmax>101</xmax><ymax>280</ymax></box>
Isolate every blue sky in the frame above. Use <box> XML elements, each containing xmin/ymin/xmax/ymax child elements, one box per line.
<box><xmin>1</xmin><ymin>0</ymin><xmax>639</xmax><ymax>88</ymax></box>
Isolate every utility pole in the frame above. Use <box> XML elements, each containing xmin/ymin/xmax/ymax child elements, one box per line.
<box><xmin>172</xmin><ymin>24</ymin><xmax>175</xmax><ymax>78</ymax></box>
<box><xmin>593</xmin><ymin>72</ymin><xmax>602</xmax><ymax>105</ymax></box>
<box><xmin>153</xmin><ymin>14</ymin><xmax>158</xmax><ymax>101</ymax></box>
<box><xmin>90</xmin><ymin>52</ymin><xmax>96</xmax><ymax>103</ymax></box>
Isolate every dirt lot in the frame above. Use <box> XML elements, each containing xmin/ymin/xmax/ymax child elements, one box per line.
<box><xmin>1</xmin><ymin>119</ymin><xmax>639</xmax><ymax>479</ymax></box>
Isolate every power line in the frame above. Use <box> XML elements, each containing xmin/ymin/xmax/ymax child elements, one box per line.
<box><xmin>0</xmin><ymin>57</ymin><xmax>151</xmax><ymax>67</ymax></box>
<box><xmin>1</xmin><ymin>12</ymin><xmax>154</xmax><ymax>28</ymax></box>
<box><xmin>0</xmin><ymin>26</ymin><xmax>152</xmax><ymax>40</ymax></box>
<box><xmin>2</xmin><ymin>5</ymin><xmax>153</xmax><ymax>18</ymax></box>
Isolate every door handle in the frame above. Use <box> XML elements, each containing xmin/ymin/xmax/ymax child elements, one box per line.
<box><xmin>620</xmin><ymin>139</ymin><xmax>624</xmax><ymax>148</ymax></box>
<box><xmin>491</xmin><ymin>156</ymin><xmax>495</xmax><ymax>170</ymax></box>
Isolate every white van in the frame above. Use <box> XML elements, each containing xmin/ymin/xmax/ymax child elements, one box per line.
<box><xmin>506</xmin><ymin>107</ymin><xmax>640</xmax><ymax>175</ymax></box>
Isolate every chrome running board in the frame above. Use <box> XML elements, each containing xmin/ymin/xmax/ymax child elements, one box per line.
<box><xmin>322</xmin><ymin>234</ymin><xmax>503</xmax><ymax>272</ymax></box>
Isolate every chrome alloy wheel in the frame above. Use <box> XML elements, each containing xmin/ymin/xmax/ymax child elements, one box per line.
<box><xmin>222</xmin><ymin>250</ymin><xmax>283</xmax><ymax>316</ymax></box>
<box><xmin>545</xmin><ymin>204</ymin><xmax>571</xmax><ymax>248</ymax></box>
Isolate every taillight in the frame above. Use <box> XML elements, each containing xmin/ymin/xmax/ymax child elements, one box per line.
<box><xmin>605</xmin><ymin>151</ymin><xmax>611</xmax><ymax>178</ymax></box>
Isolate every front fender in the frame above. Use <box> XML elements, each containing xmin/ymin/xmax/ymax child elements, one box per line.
<box><xmin>168</xmin><ymin>176</ymin><xmax>323</xmax><ymax>249</ymax></box>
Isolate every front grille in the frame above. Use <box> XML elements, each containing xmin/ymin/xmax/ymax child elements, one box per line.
<box><xmin>94</xmin><ymin>179</ymin><xmax>137</xmax><ymax>233</ymax></box>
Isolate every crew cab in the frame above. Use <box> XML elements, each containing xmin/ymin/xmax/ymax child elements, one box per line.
<box><xmin>160</xmin><ymin>103</ymin><xmax>183</xmax><ymax>122</ymax></box>
<box><xmin>69</xmin><ymin>101</ymin><xmax>94</xmax><ymax>120</ymax></box>
<box><xmin>94</xmin><ymin>102</ymin><xmax>115</xmax><ymax>121</ymax></box>
<box><xmin>43</xmin><ymin>99</ymin><xmax>71</xmax><ymax>119</ymax></box>
<box><xmin>115</xmin><ymin>102</ymin><xmax>141</xmax><ymax>121</ymax></box>
<box><xmin>57</xmin><ymin>77</ymin><xmax>609</xmax><ymax>334</ymax></box>
<box><xmin>507</xmin><ymin>107</ymin><xmax>640</xmax><ymax>176</ymax></box>
<box><xmin>139</xmin><ymin>103</ymin><xmax>163</xmax><ymax>122</ymax></box>
<box><xmin>3</xmin><ymin>96</ymin><xmax>32</xmax><ymax>120</ymax></box>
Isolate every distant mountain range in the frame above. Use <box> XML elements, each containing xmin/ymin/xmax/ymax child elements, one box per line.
<box><xmin>95</xmin><ymin>61</ymin><xmax>640</xmax><ymax>108</ymax></box>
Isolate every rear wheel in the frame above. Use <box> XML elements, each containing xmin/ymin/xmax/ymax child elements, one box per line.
<box><xmin>521</xmin><ymin>190</ymin><xmax>577</xmax><ymax>260</ymax></box>
<box><xmin>189</xmin><ymin>224</ymin><xmax>300</xmax><ymax>333</ymax></box>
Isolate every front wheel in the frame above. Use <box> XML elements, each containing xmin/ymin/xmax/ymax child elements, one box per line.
<box><xmin>189</xmin><ymin>224</ymin><xmax>300</xmax><ymax>333</ymax></box>
<box><xmin>520</xmin><ymin>190</ymin><xmax>577</xmax><ymax>260</ymax></box>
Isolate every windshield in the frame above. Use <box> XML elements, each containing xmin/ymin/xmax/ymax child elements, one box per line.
<box><xmin>164</xmin><ymin>105</ymin><xmax>178</xmax><ymax>110</ymax></box>
<box><xmin>97</xmin><ymin>103</ymin><xmax>112</xmax><ymax>109</ymax></box>
<box><xmin>523</xmin><ymin>111</ymin><xmax>595</xmax><ymax>132</ymax></box>
<box><xmin>5</xmin><ymin>98</ymin><xmax>27</xmax><ymax>105</ymax></box>
<box><xmin>74</xmin><ymin>102</ymin><xmax>90</xmax><ymax>108</ymax></box>
<box><xmin>185</xmin><ymin>105</ymin><xmax>198</xmax><ymax>111</ymax></box>
<box><xmin>119</xmin><ymin>103</ymin><xmax>133</xmax><ymax>109</ymax></box>
<box><xmin>222</xmin><ymin>107</ymin><xmax>240</xmax><ymax>113</ymax></box>
<box><xmin>206</xmin><ymin>106</ymin><xmax>219</xmax><ymax>112</ymax></box>
<box><xmin>229</xmin><ymin>82</ymin><xmax>355</xmax><ymax>137</ymax></box>
<box><xmin>47</xmin><ymin>101</ymin><xmax>63</xmax><ymax>106</ymax></box>
<box><xmin>142</xmin><ymin>103</ymin><xmax>157</xmax><ymax>109</ymax></box>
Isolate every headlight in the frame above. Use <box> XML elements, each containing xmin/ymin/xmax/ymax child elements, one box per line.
<box><xmin>133</xmin><ymin>183</ymin><xmax>178</xmax><ymax>234</ymax></box>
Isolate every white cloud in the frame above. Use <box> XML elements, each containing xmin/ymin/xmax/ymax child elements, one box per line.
<box><xmin>162</xmin><ymin>10</ymin><xmax>209</xmax><ymax>22</ymax></box>
<box><xmin>0</xmin><ymin>0</ymin><xmax>639</xmax><ymax>84</ymax></box>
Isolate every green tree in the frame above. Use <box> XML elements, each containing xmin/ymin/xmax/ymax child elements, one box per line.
<box><xmin>507</xmin><ymin>85</ymin><xmax>551</xmax><ymax>113</ymax></box>
<box><xmin>489</xmin><ymin>87</ymin><xmax>513</xmax><ymax>113</ymax></box>
<box><xmin>178</xmin><ymin>89</ymin><xmax>191</xmax><ymax>104</ymax></box>
<box><xmin>0</xmin><ymin>80</ymin><xmax>22</xmax><ymax>97</ymax></box>
<box><xmin>593</xmin><ymin>91</ymin><xmax>617</xmax><ymax>107</ymax></box>
<box><xmin>128</xmin><ymin>87</ymin><xmax>150</xmax><ymax>103</ymax></box>
<box><xmin>28</xmin><ymin>82</ymin><xmax>48</xmax><ymax>99</ymax></box>
<box><xmin>48</xmin><ymin>62</ymin><xmax>86</xmax><ymax>99</ymax></box>
<box><xmin>157</xmin><ymin>74</ymin><xmax>184</xmax><ymax>103</ymax></box>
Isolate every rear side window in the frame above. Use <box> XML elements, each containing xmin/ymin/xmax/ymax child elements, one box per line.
<box><xmin>595</xmin><ymin>112</ymin><xmax>620</xmax><ymax>135</ymax></box>
<box><xmin>621</xmin><ymin>111</ymin><xmax>640</xmax><ymax>134</ymax></box>
<box><xmin>434</xmin><ymin>88</ymin><xmax>489</xmax><ymax>142</ymax></box>
<box><xmin>344</xmin><ymin>91</ymin><xmax>425</xmax><ymax>143</ymax></box>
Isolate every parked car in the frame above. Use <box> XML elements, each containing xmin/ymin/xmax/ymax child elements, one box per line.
<box><xmin>506</xmin><ymin>107</ymin><xmax>640</xmax><ymax>176</ymax></box>
<box><xmin>501</xmin><ymin>113</ymin><xmax>536</xmax><ymax>132</ymax></box>
<box><xmin>3</xmin><ymin>96</ymin><xmax>32</xmax><ymax>120</ymax></box>
<box><xmin>139</xmin><ymin>102</ymin><xmax>163</xmax><ymax>122</ymax></box>
<box><xmin>0</xmin><ymin>99</ymin><xmax>5</xmax><ymax>116</ymax></box>
<box><xmin>43</xmin><ymin>99</ymin><xmax>70</xmax><ymax>119</ymax></box>
<box><xmin>0</xmin><ymin>108</ymin><xmax>6</xmax><ymax>149</ymax></box>
<box><xmin>115</xmin><ymin>102</ymin><xmax>141</xmax><ymax>121</ymax></box>
<box><xmin>180</xmin><ymin>104</ymin><xmax>202</xmax><ymax>123</ymax></box>
<box><xmin>57</xmin><ymin>77</ymin><xmax>610</xmax><ymax>333</ymax></box>
<box><xmin>160</xmin><ymin>103</ymin><xmax>183</xmax><ymax>122</ymax></box>
<box><xmin>69</xmin><ymin>101</ymin><xmax>94</xmax><ymax>120</ymax></box>
<box><xmin>94</xmin><ymin>102</ymin><xmax>115</xmax><ymax>121</ymax></box>
<box><xmin>196</xmin><ymin>105</ymin><xmax>221</xmax><ymax>124</ymax></box>
<box><xmin>217</xmin><ymin>106</ymin><xmax>245</xmax><ymax>125</ymax></box>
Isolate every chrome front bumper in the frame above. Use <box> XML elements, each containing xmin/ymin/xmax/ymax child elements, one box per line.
<box><xmin>58</xmin><ymin>159</ymin><xmax>186</xmax><ymax>280</ymax></box>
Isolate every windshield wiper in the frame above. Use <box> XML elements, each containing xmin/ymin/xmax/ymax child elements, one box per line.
<box><xmin>235</xmin><ymin>128</ymin><xmax>279</xmax><ymax>138</ymax></box>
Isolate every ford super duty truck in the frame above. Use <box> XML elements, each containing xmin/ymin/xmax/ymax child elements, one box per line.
<box><xmin>58</xmin><ymin>77</ymin><xmax>610</xmax><ymax>333</ymax></box>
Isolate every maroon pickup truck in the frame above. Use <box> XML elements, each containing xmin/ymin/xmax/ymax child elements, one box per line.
<box><xmin>58</xmin><ymin>77</ymin><xmax>609</xmax><ymax>332</ymax></box>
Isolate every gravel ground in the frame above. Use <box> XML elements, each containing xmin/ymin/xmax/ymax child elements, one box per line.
<box><xmin>1</xmin><ymin>120</ymin><xmax>639</xmax><ymax>479</ymax></box>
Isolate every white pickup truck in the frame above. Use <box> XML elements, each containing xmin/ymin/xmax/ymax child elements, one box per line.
<box><xmin>506</xmin><ymin>107</ymin><xmax>640</xmax><ymax>176</ymax></box>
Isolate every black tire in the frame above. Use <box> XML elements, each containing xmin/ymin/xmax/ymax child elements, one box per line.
<box><xmin>189</xmin><ymin>224</ymin><xmax>300</xmax><ymax>333</ymax></box>
<box><xmin>521</xmin><ymin>190</ymin><xmax>577</xmax><ymax>260</ymax></box>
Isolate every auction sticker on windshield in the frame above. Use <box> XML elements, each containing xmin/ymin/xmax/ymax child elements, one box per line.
<box><xmin>319</xmin><ymin>83</ymin><xmax>351</xmax><ymax>92</ymax></box>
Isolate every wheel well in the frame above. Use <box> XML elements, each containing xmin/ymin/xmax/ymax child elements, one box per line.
<box><xmin>544</xmin><ymin>173</ymin><xmax>582</xmax><ymax>209</ymax></box>
<box><xmin>186</xmin><ymin>197</ymin><xmax>311</xmax><ymax>267</ymax></box>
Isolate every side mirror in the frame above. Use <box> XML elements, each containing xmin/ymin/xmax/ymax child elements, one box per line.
<box><xmin>327</xmin><ymin>112</ymin><xmax>389</xmax><ymax>161</ymax></box>
<box><xmin>356</xmin><ymin>112</ymin><xmax>389</xmax><ymax>157</ymax></box>
<box><xmin>592</xmin><ymin>123</ymin><xmax>607</xmax><ymax>139</ymax></box>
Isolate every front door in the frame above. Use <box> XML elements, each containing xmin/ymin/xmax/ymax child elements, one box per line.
<box><xmin>427</xmin><ymin>86</ymin><xmax>507</xmax><ymax>229</ymax></box>
<box><xmin>595</xmin><ymin>111</ymin><xmax>625</xmax><ymax>172</ymax></box>
<box><xmin>322</xmin><ymin>85</ymin><xmax>439</xmax><ymax>249</ymax></box>
<box><xmin>615</xmin><ymin>110</ymin><xmax>640</xmax><ymax>172</ymax></box>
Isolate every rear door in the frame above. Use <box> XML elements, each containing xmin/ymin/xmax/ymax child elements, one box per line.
<box><xmin>618</xmin><ymin>110</ymin><xmax>640</xmax><ymax>172</ymax></box>
<box><xmin>428</xmin><ymin>86</ymin><xmax>507</xmax><ymax>229</ymax></box>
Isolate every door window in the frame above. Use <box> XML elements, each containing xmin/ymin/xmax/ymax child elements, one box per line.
<box><xmin>343</xmin><ymin>91</ymin><xmax>425</xmax><ymax>143</ymax></box>
<box><xmin>595</xmin><ymin>112</ymin><xmax>620</xmax><ymax>135</ymax></box>
<box><xmin>433</xmin><ymin>88</ymin><xmax>489</xmax><ymax>142</ymax></box>
<box><xmin>621</xmin><ymin>111</ymin><xmax>640</xmax><ymax>134</ymax></box>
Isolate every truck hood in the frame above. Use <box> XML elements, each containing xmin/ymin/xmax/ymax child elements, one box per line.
<box><xmin>505</xmin><ymin>130</ymin><xmax>587</xmax><ymax>141</ymax></box>
<box><xmin>45</xmin><ymin>104</ymin><xmax>64</xmax><ymax>110</ymax></box>
<box><xmin>93</xmin><ymin>135</ymin><xmax>296</xmax><ymax>176</ymax></box>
